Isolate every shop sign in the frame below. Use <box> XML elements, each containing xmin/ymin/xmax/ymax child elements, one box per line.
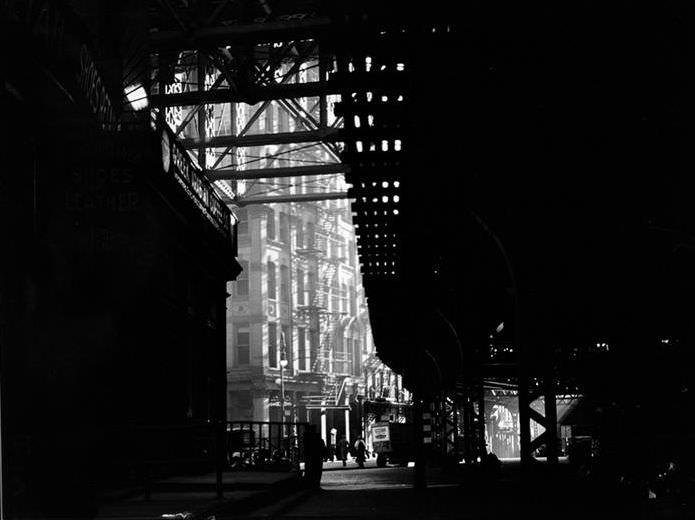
<box><xmin>160</xmin><ymin>125</ymin><xmax>232</xmax><ymax>240</ymax></box>
<box><xmin>372</xmin><ymin>423</ymin><xmax>391</xmax><ymax>442</ymax></box>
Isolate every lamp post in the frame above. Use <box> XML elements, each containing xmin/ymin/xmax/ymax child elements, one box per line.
<box><xmin>278</xmin><ymin>358</ymin><xmax>289</xmax><ymax>458</ymax></box>
<box><xmin>343</xmin><ymin>378</ymin><xmax>351</xmax><ymax>441</ymax></box>
<box><xmin>279</xmin><ymin>358</ymin><xmax>288</xmax><ymax>426</ymax></box>
<box><xmin>357</xmin><ymin>395</ymin><xmax>364</xmax><ymax>440</ymax></box>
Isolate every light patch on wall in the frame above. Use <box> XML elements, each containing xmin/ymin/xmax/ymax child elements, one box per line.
<box><xmin>125</xmin><ymin>83</ymin><xmax>148</xmax><ymax>111</ymax></box>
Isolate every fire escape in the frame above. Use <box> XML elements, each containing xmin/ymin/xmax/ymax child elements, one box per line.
<box><xmin>295</xmin><ymin>194</ymin><xmax>350</xmax><ymax>411</ymax></box>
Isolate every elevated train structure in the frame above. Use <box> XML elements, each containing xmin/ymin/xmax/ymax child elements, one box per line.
<box><xmin>145</xmin><ymin>0</ymin><xmax>691</xmax><ymax>472</ymax></box>
<box><xmin>1</xmin><ymin>0</ymin><xmax>690</xmax><ymax>516</ymax></box>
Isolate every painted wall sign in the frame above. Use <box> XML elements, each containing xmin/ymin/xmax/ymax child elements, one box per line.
<box><xmin>5</xmin><ymin>0</ymin><xmax>121</xmax><ymax>131</ymax></box>
<box><xmin>77</xmin><ymin>45</ymin><xmax>120</xmax><ymax>132</ymax></box>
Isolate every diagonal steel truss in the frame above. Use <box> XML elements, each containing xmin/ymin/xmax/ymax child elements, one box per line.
<box><xmin>148</xmin><ymin>1</ymin><xmax>349</xmax><ymax>207</ymax></box>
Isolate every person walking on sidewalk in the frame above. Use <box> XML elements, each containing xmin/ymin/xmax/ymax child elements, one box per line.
<box><xmin>303</xmin><ymin>425</ymin><xmax>325</xmax><ymax>490</ymax></box>
<box><xmin>354</xmin><ymin>436</ymin><xmax>367</xmax><ymax>468</ymax></box>
<box><xmin>329</xmin><ymin>427</ymin><xmax>338</xmax><ymax>462</ymax></box>
<box><xmin>337</xmin><ymin>435</ymin><xmax>350</xmax><ymax>467</ymax></box>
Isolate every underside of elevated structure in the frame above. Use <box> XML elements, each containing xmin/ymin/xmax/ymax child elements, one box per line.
<box><xmin>142</xmin><ymin>0</ymin><xmax>692</xmax><ymax>472</ymax></box>
<box><xmin>1</xmin><ymin>0</ymin><xmax>692</xmax><ymax>516</ymax></box>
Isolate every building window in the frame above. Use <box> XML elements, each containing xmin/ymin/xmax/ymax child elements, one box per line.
<box><xmin>307</xmin><ymin>270</ymin><xmax>317</xmax><ymax>304</ymax></box>
<box><xmin>265</xmin><ymin>104</ymin><xmax>275</xmax><ymax>133</ymax></box>
<box><xmin>350</xmin><ymin>286</ymin><xmax>356</xmax><ymax>315</ymax></box>
<box><xmin>336</xmin><ymin>337</ymin><xmax>345</xmax><ymax>373</ymax></box>
<box><xmin>235</xmin><ymin>260</ymin><xmax>249</xmax><ymax>297</ymax></box>
<box><xmin>297</xmin><ymin>328</ymin><xmax>306</xmax><ymax>370</ymax></box>
<box><xmin>278</xmin><ymin>105</ymin><xmax>289</xmax><ymax>131</ymax></box>
<box><xmin>341</xmin><ymin>283</ymin><xmax>348</xmax><ymax>312</ymax></box>
<box><xmin>296</xmin><ymin>220</ymin><xmax>304</xmax><ymax>248</ymax></box>
<box><xmin>353</xmin><ymin>339</ymin><xmax>361</xmax><ymax>376</ymax></box>
<box><xmin>279</xmin><ymin>212</ymin><xmax>289</xmax><ymax>243</ymax></box>
<box><xmin>281</xmin><ymin>325</ymin><xmax>291</xmax><ymax>368</ymax></box>
<box><xmin>346</xmin><ymin>337</ymin><xmax>353</xmax><ymax>373</ymax></box>
<box><xmin>331</xmin><ymin>275</ymin><xmax>340</xmax><ymax>312</ymax></box>
<box><xmin>267</xmin><ymin>261</ymin><xmax>277</xmax><ymax>300</ymax></box>
<box><xmin>280</xmin><ymin>265</ymin><xmax>289</xmax><ymax>302</ymax></box>
<box><xmin>267</xmin><ymin>208</ymin><xmax>276</xmax><ymax>240</ymax></box>
<box><xmin>349</xmin><ymin>241</ymin><xmax>356</xmax><ymax>267</ymax></box>
<box><xmin>236</xmin><ymin>209</ymin><xmax>248</xmax><ymax>235</ymax></box>
<box><xmin>236</xmin><ymin>324</ymin><xmax>250</xmax><ymax>366</ymax></box>
<box><xmin>268</xmin><ymin>322</ymin><xmax>277</xmax><ymax>368</ymax></box>
<box><xmin>296</xmin><ymin>268</ymin><xmax>305</xmax><ymax>305</ymax></box>
<box><xmin>309</xmin><ymin>329</ymin><xmax>319</xmax><ymax>369</ymax></box>
<box><xmin>306</xmin><ymin>222</ymin><xmax>315</xmax><ymax>249</ymax></box>
<box><xmin>257</xmin><ymin>105</ymin><xmax>266</xmax><ymax>132</ymax></box>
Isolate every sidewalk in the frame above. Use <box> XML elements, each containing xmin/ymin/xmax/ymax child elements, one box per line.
<box><xmin>95</xmin><ymin>470</ymin><xmax>303</xmax><ymax>520</ymax></box>
<box><xmin>297</xmin><ymin>456</ymin><xmax>382</xmax><ymax>472</ymax></box>
<box><xmin>320</xmin><ymin>457</ymin><xmax>380</xmax><ymax>471</ymax></box>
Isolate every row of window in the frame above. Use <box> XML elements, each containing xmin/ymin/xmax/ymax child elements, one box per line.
<box><xmin>235</xmin><ymin>323</ymin><xmax>363</xmax><ymax>372</ymax></box>
<box><xmin>234</xmin><ymin>209</ymin><xmax>357</xmax><ymax>266</ymax></box>
<box><xmin>234</xmin><ymin>260</ymin><xmax>358</xmax><ymax>313</ymax></box>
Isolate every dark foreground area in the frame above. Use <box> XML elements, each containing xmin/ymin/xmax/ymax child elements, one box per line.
<box><xmin>225</xmin><ymin>460</ymin><xmax>695</xmax><ymax>520</ymax></box>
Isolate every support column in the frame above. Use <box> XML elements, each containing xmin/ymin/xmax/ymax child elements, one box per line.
<box><xmin>544</xmin><ymin>370</ymin><xmax>559</xmax><ymax>465</ymax></box>
<box><xmin>320</xmin><ymin>406</ymin><xmax>327</xmax><ymax>444</ymax></box>
<box><xmin>214</xmin><ymin>294</ymin><xmax>226</xmax><ymax>498</ymax></box>
<box><xmin>197</xmin><ymin>52</ymin><xmax>208</xmax><ymax>170</ymax></box>
<box><xmin>518</xmin><ymin>376</ymin><xmax>533</xmax><ymax>469</ymax></box>
<box><xmin>344</xmin><ymin>396</ymin><xmax>351</xmax><ymax>442</ymax></box>
<box><xmin>318</xmin><ymin>46</ymin><xmax>329</xmax><ymax>129</ymax></box>
<box><xmin>477</xmin><ymin>383</ymin><xmax>486</xmax><ymax>457</ymax></box>
<box><xmin>413</xmin><ymin>396</ymin><xmax>426</xmax><ymax>491</ymax></box>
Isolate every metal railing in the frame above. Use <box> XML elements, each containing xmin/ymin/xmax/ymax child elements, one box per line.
<box><xmin>226</xmin><ymin>421</ymin><xmax>309</xmax><ymax>471</ymax></box>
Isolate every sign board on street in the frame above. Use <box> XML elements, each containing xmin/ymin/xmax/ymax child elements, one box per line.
<box><xmin>372</xmin><ymin>422</ymin><xmax>392</xmax><ymax>453</ymax></box>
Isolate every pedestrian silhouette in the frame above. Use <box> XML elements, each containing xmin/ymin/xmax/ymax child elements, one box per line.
<box><xmin>303</xmin><ymin>425</ymin><xmax>325</xmax><ymax>490</ymax></box>
<box><xmin>337</xmin><ymin>434</ymin><xmax>350</xmax><ymax>467</ymax></box>
<box><xmin>354</xmin><ymin>436</ymin><xmax>367</xmax><ymax>468</ymax></box>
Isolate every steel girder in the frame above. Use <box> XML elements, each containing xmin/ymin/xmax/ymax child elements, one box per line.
<box><xmin>151</xmin><ymin>80</ymin><xmax>342</xmax><ymax>106</ymax></box>
<box><xmin>181</xmin><ymin>129</ymin><xmax>340</xmax><ymax>149</ymax></box>
<box><xmin>150</xmin><ymin>27</ymin><xmax>346</xmax><ymax>204</ymax></box>
<box><xmin>151</xmin><ymin>16</ymin><xmax>334</xmax><ymax>51</ymax></box>
<box><xmin>207</xmin><ymin>164</ymin><xmax>348</xmax><ymax>181</ymax></box>
<box><xmin>230</xmin><ymin>192</ymin><xmax>348</xmax><ymax>206</ymax></box>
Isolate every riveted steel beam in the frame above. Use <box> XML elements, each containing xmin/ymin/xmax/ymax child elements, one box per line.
<box><xmin>207</xmin><ymin>164</ymin><xmax>348</xmax><ymax>181</ymax></box>
<box><xmin>231</xmin><ymin>191</ymin><xmax>349</xmax><ymax>206</ymax></box>
<box><xmin>151</xmin><ymin>17</ymin><xmax>333</xmax><ymax>51</ymax></box>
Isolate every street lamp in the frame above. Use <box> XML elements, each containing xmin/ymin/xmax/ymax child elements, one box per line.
<box><xmin>277</xmin><ymin>358</ymin><xmax>289</xmax><ymax>458</ymax></box>
<box><xmin>279</xmin><ymin>358</ymin><xmax>288</xmax><ymax>422</ymax></box>
<box><xmin>357</xmin><ymin>395</ymin><xmax>365</xmax><ymax>440</ymax></box>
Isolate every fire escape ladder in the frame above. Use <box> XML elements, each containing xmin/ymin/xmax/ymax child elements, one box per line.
<box><xmin>313</xmin><ymin>263</ymin><xmax>337</xmax><ymax>309</ymax></box>
<box><xmin>312</xmin><ymin>325</ymin><xmax>333</xmax><ymax>373</ymax></box>
<box><xmin>301</xmin><ymin>204</ymin><xmax>350</xmax><ymax>409</ymax></box>
<box><xmin>302</xmin><ymin>374</ymin><xmax>349</xmax><ymax>409</ymax></box>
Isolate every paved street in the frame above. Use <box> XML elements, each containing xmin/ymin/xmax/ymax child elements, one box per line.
<box><xmin>232</xmin><ymin>465</ymin><xmax>459</xmax><ymax>520</ymax></box>
<box><xmin>226</xmin><ymin>461</ymin><xmax>677</xmax><ymax>520</ymax></box>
